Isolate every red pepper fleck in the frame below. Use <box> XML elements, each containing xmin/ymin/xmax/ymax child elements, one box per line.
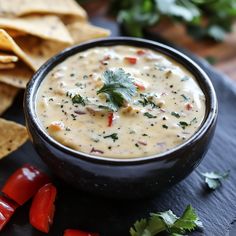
<box><xmin>108</xmin><ymin>113</ymin><xmax>114</xmax><ymax>127</ymax></box>
<box><xmin>138</xmin><ymin>141</ymin><xmax>147</xmax><ymax>146</ymax></box>
<box><xmin>136</xmin><ymin>49</ymin><xmax>146</xmax><ymax>55</ymax></box>
<box><xmin>134</xmin><ymin>82</ymin><xmax>145</xmax><ymax>91</ymax></box>
<box><xmin>124</xmin><ymin>57</ymin><xmax>137</xmax><ymax>64</ymax></box>
<box><xmin>186</xmin><ymin>103</ymin><xmax>193</xmax><ymax>110</ymax></box>
<box><xmin>74</xmin><ymin>110</ymin><xmax>86</xmax><ymax>115</ymax></box>
<box><xmin>100</xmin><ymin>55</ymin><xmax>110</xmax><ymax>65</ymax></box>
<box><xmin>90</xmin><ymin>148</ymin><xmax>104</xmax><ymax>154</ymax></box>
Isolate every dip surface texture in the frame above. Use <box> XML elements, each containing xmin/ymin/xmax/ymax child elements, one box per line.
<box><xmin>36</xmin><ymin>45</ymin><xmax>206</xmax><ymax>158</ymax></box>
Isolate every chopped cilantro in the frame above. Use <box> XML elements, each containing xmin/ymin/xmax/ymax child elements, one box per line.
<box><xmin>181</xmin><ymin>94</ymin><xmax>189</xmax><ymax>101</ymax></box>
<box><xmin>162</xmin><ymin>124</ymin><xmax>168</xmax><ymax>129</ymax></box>
<box><xmin>97</xmin><ymin>68</ymin><xmax>137</xmax><ymax>111</ymax></box>
<box><xmin>171</xmin><ymin>111</ymin><xmax>180</xmax><ymax>118</ymax></box>
<box><xmin>181</xmin><ymin>76</ymin><xmax>190</xmax><ymax>81</ymax></box>
<box><xmin>130</xmin><ymin>205</ymin><xmax>202</xmax><ymax>236</ymax></box>
<box><xmin>155</xmin><ymin>64</ymin><xmax>167</xmax><ymax>71</ymax></box>
<box><xmin>72</xmin><ymin>94</ymin><xmax>86</xmax><ymax>106</ymax></box>
<box><xmin>190</xmin><ymin>117</ymin><xmax>197</xmax><ymax>125</ymax></box>
<box><xmin>104</xmin><ymin>133</ymin><xmax>118</xmax><ymax>142</ymax></box>
<box><xmin>201</xmin><ymin>170</ymin><xmax>230</xmax><ymax>190</ymax></box>
<box><xmin>138</xmin><ymin>93</ymin><xmax>158</xmax><ymax>108</ymax></box>
<box><xmin>144</xmin><ymin>112</ymin><xmax>157</xmax><ymax>119</ymax></box>
<box><xmin>179</xmin><ymin>121</ymin><xmax>189</xmax><ymax>130</ymax></box>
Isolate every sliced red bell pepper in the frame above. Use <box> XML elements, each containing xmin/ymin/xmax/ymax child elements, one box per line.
<box><xmin>134</xmin><ymin>81</ymin><xmax>146</xmax><ymax>91</ymax></box>
<box><xmin>124</xmin><ymin>56</ymin><xmax>137</xmax><ymax>64</ymax></box>
<box><xmin>30</xmin><ymin>183</ymin><xmax>57</xmax><ymax>233</ymax></box>
<box><xmin>2</xmin><ymin>164</ymin><xmax>50</xmax><ymax>205</ymax></box>
<box><xmin>108</xmin><ymin>112</ymin><xmax>114</xmax><ymax>127</ymax></box>
<box><xmin>0</xmin><ymin>196</ymin><xmax>18</xmax><ymax>231</ymax></box>
<box><xmin>64</xmin><ymin>229</ymin><xmax>100</xmax><ymax>236</ymax></box>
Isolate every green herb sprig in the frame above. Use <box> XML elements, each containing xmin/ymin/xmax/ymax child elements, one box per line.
<box><xmin>111</xmin><ymin>0</ymin><xmax>236</xmax><ymax>41</ymax></box>
<box><xmin>201</xmin><ymin>170</ymin><xmax>230</xmax><ymax>190</ymax></box>
<box><xmin>130</xmin><ymin>205</ymin><xmax>202</xmax><ymax>236</ymax></box>
<box><xmin>97</xmin><ymin>68</ymin><xmax>137</xmax><ymax>111</ymax></box>
<box><xmin>104</xmin><ymin>133</ymin><xmax>119</xmax><ymax>142</ymax></box>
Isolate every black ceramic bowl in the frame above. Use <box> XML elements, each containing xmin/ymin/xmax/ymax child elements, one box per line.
<box><xmin>24</xmin><ymin>37</ymin><xmax>218</xmax><ymax>198</ymax></box>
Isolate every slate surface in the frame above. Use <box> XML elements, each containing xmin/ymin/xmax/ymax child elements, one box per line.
<box><xmin>0</xmin><ymin>18</ymin><xmax>236</xmax><ymax>236</ymax></box>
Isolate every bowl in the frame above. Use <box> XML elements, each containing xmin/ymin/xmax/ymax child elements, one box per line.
<box><xmin>24</xmin><ymin>37</ymin><xmax>218</xmax><ymax>198</ymax></box>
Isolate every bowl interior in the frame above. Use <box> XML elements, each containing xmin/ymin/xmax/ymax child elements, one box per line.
<box><xmin>25</xmin><ymin>37</ymin><xmax>218</xmax><ymax>164</ymax></box>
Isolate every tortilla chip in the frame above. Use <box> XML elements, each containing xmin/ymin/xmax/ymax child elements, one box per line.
<box><xmin>14</xmin><ymin>21</ymin><xmax>110</xmax><ymax>70</ymax></box>
<box><xmin>0</xmin><ymin>82</ymin><xmax>19</xmax><ymax>115</ymax></box>
<box><xmin>0</xmin><ymin>118</ymin><xmax>28</xmax><ymax>159</ymax></box>
<box><xmin>0</xmin><ymin>53</ymin><xmax>18</xmax><ymax>63</ymax></box>
<box><xmin>0</xmin><ymin>29</ymin><xmax>35</xmax><ymax>71</ymax></box>
<box><xmin>0</xmin><ymin>62</ymin><xmax>15</xmax><ymax>70</ymax></box>
<box><xmin>15</xmin><ymin>36</ymin><xmax>67</xmax><ymax>70</ymax></box>
<box><xmin>0</xmin><ymin>0</ymin><xmax>87</xmax><ymax>20</ymax></box>
<box><xmin>4</xmin><ymin>28</ymin><xmax>27</xmax><ymax>37</ymax></box>
<box><xmin>0</xmin><ymin>15</ymin><xmax>73</xmax><ymax>44</ymax></box>
<box><xmin>67</xmin><ymin>22</ymin><xmax>110</xmax><ymax>44</ymax></box>
<box><xmin>0</xmin><ymin>62</ymin><xmax>33</xmax><ymax>88</ymax></box>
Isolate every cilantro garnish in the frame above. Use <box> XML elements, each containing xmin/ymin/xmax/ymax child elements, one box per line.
<box><xmin>171</xmin><ymin>112</ymin><xmax>180</xmax><ymax>118</ymax></box>
<box><xmin>144</xmin><ymin>112</ymin><xmax>157</xmax><ymax>119</ymax></box>
<box><xmin>178</xmin><ymin>121</ymin><xmax>189</xmax><ymax>130</ymax></box>
<box><xmin>162</xmin><ymin>124</ymin><xmax>168</xmax><ymax>129</ymax></box>
<box><xmin>72</xmin><ymin>94</ymin><xmax>86</xmax><ymax>106</ymax></box>
<box><xmin>97</xmin><ymin>68</ymin><xmax>137</xmax><ymax>111</ymax></box>
<box><xmin>181</xmin><ymin>94</ymin><xmax>189</xmax><ymax>101</ymax></box>
<box><xmin>181</xmin><ymin>76</ymin><xmax>190</xmax><ymax>82</ymax></box>
<box><xmin>201</xmin><ymin>170</ymin><xmax>230</xmax><ymax>190</ymax></box>
<box><xmin>104</xmin><ymin>133</ymin><xmax>118</xmax><ymax>142</ymax></box>
<box><xmin>130</xmin><ymin>205</ymin><xmax>202</xmax><ymax>236</ymax></box>
<box><xmin>138</xmin><ymin>93</ymin><xmax>158</xmax><ymax>108</ymax></box>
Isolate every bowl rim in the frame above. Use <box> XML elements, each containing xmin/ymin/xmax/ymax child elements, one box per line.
<box><xmin>24</xmin><ymin>37</ymin><xmax>218</xmax><ymax>165</ymax></box>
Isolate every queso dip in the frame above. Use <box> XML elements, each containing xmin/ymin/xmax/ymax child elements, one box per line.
<box><xmin>36</xmin><ymin>45</ymin><xmax>206</xmax><ymax>158</ymax></box>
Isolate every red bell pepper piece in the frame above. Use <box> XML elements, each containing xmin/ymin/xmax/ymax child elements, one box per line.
<box><xmin>108</xmin><ymin>112</ymin><xmax>113</xmax><ymax>127</ymax></box>
<box><xmin>30</xmin><ymin>183</ymin><xmax>57</xmax><ymax>233</ymax></box>
<box><xmin>136</xmin><ymin>49</ymin><xmax>146</xmax><ymax>55</ymax></box>
<box><xmin>2</xmin><ymin>164</ymin><xmax>50</xmax><ymax>205</ymax></box>
<box><xmin>64</xmin><ymin>229</ymin><xmax>100</xmax><ymax>236</ymax></box>
<box><xmin>134</xmin><ymin>81</ymin><xmax>146</xmax><ymax>91</ymax></box>
<box><xmin>186</xmin><ymin>103</ymin><xmax>193</xmax><ymax>110</ymax></box>
<box><xmin>124</xmin><ymin>56</ymin><xmax>137</xmax><ymax>64</ymax></box>
<box><xmin>0</xmin><ymin>196</ymin><xmax>18</xmax><ymax>231</ymax></box>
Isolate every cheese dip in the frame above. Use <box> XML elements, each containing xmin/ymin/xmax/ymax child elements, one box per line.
<box><xmin>36</xmin><ymin>45</ymin><xmax>206</xmax><ymax>159</ymax></box>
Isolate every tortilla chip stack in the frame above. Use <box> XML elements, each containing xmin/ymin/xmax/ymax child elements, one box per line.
<box><xmin>0</xmin><ymin>0</ymin><xmax>110</xmax><ymax>159</ymax></box>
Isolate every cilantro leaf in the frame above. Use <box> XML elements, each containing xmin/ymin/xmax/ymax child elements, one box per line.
<box><xmin>155</xmin><ymin>210</ymin><xmax>178</xmax><ymax>228</ymax></box>
<box><xmin>129</xmin><ymin>218</ymin><xmax>151</xmax><ymax>236</ymax></box>
<box><xmin>178</xmin><ymin>121</ymin><xmax>189</xmax><ymax>130</ymax></box>
<box><xmin>103</xmin><ymin>133</ymin><xmax>119</xmax><ymax>142</ymax></box>
<box><xmin>111</xmin><ymin>0</ymin><xmax>236</xmax><ymax>41</ymax></box>
<box><xmin>144</xmin><ymin>112</ymin><xmax>157</xmax><ymax>119</ymax></box>
<box><xmin>171</xmin><ymin>112</ymin><xmax>180</xmax><ymax>118</ymax></box>
<box><xmin>173</xmin><ymin>205</ymin><xmax>202</xmax><ymax>232</ymax></box>
<box><xmin>72</xmin><ymin>94</ymin><xmax>86</xmax><ymax>106</ymax></box>
<box><xmin>129</xmin><ymin>205</ymin><xmax>201</xmax><ymax>236</ymax></box>
<box><xmin>201</xmin><ymin>170</ymin><xmax>230</xmax><ymax>190</ymax></box>
<box><xmin>97</xmin><ymin>69</ymin><xmax>137</xmax><ymax>111</ymax></box>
